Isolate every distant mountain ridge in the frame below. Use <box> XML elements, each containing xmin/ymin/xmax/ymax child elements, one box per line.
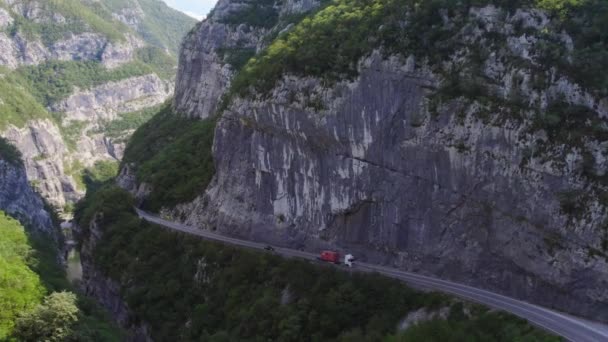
<box><xmin>0</xmin><ymin>0</ymin><xmax>196</xmax><ymax>209</ymax></box>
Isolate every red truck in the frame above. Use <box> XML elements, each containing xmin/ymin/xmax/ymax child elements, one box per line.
<box><xmin>319</xmin><ymin>250</ymin><xmax>340</xmax><ymax>264</ymax></box>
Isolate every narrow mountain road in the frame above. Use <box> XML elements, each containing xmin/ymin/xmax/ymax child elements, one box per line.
<box><xmin>136</xmin><ymin>209</ymin><xmax>608</xmax><ymax>342</ymax></box>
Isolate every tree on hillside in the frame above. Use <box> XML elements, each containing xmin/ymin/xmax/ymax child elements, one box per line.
<box><xmin>14</xmin><ymin>291</ymin><xmax>80</xmax><ymax>342</ymax></box>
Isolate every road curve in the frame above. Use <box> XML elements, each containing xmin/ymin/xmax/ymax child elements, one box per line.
<box><xmin>136</xmin><ymin>209</ymin><xmax>608</xmax><ymax>342</ymax></box>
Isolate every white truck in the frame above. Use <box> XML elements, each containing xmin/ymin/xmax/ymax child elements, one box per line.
<box><xmin>344</xmin><ymin>254</ymin><xmax>355</xmax><ymax>267</ymax></box>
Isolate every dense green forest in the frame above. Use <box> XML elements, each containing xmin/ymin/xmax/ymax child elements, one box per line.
<box><xmin>0</xmin><ymin>211</ymin><xmax>121</xmax><ymax>341</ymax></box>
<box><xmin>0</xmin><ymin>212</ymin><xmax>44</xmax><ymax>339</ymax></box>
<box><xmin>74</xmin><ymin>186</ymin><xmax>559</xmax><ymax>341</ymax></box>
<box><xmin>0</xmin><ymin>67</ymin><xmax>52</xmax><ymax>130</ymax></box>
<box><xmin>122</xmin><ymin>104</ymin><xmax>216</xmax><ymax>212</ymax></box>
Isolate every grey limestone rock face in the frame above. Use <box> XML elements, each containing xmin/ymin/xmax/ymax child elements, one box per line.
<box><xmin>0</xmin><ymin>158</ymin><xmax>54</xmax><ymax>234</ymax></box>
<box><xmin>50</xmin><ymin>33</ymin><xmax>107</xmax><ymax>62</ymax></box>
<box><xmin>0</xmin><ymin>7</ymin><xmax>13</xmax><ymax>28</ymax></box>
<box><xmin>178</xmin><ymin>51</ymin><xmax>608</xmax><ymax>321</ymax></box>
<box><xmin>111</xmin><ymin>2</ymin><xmax>145</xmax><ymax>30</ymax></box>
<box><xmin>176</xmin><ymin>53</ymin><xmax>608</xmax><ymax>320</ymax></box>
<box><xmin>54</xmin><ymin>74</ymin><xmax>172</xmax><ymax>123</ymax></box>
<box><xmin>3</xmin><ymin>120</ymin><xmax>81</xmax><ymax>207</ymax></box>
<box><xmin>280</xmin><ymin>0</ymin><xmax>322</xmax><ymax>15</ymax></box>
<box><xmin>2</xmin><ymin>73</ymin><xmax>172</xmax><ymax>207</ymax></box>
<box><xmin>174</xmin><ymin>18</ymin><xmax>263</xmax><ymax>119</ymax></box>
<box><xmin>174</xmin><ymin>0</ymin><xmax>322</xmax><ymax>119</ymax></box>
<box><xmin>101</xmin><ymin>34</ymin><xmax>146</xmax><ymax>69</ymax></box>
<box><xmin>168</xmin><ymin>3</ymin><xmax>608</xmax><ymax>320</ymax></box>
<box><xmin>0</xmin><ymin>31</ymin><xmax>142</xmax><ymax>70</ymax></box>
<box><xmin>0</xmin><ymin>0</ymin><xmax>143</xmax><ymax>69</ymax></box>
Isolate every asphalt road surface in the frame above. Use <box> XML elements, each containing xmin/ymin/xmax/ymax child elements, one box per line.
<box><xmin>136</xmin><ymin>209</ymin><xmax>608</xmax><ymax>342</ymax></box>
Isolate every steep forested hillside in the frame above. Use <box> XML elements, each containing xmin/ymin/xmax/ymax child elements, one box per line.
<box><xmin>0</xmin><ymin>210</ymin><xmax>121</xmax><ymax>341</ymax></box>
<box><xmin>76</xmin><ymin>185</ymin><xmax>559</xmax><ymax>341</ymax></box>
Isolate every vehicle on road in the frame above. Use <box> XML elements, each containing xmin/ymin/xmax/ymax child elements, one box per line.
<box><xmin>318</xmin><ymin>250</ymin><xmax>340</xmax><ymax>264</ymax></box>
<box><xmin>344</xmin><ymin>254</ymin><xmax>355</xmax><ymax>267</ymax></box>
<box><xmin>264</xmin><ymin>245</ymin><xmax>275</xmax><ymax>252</ymax></box>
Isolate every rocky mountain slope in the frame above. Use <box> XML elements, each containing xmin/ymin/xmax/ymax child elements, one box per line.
<box><xmin>0</xmin><ymin>0</ymin><xmax>196</xmax><ymax>209</ymax></box>
<box><xmin>0</xmin><ymin>137</ymin><xmax>54</xmax><ymax>234</ymax></box>
<box><xmin>120</xmin><ymin>0</ymin><xmax>608</xmax><ymax>322</ymax></box>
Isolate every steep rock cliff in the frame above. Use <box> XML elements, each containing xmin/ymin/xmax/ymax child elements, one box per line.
<box><xmin>3</xmin><ymin>120</ymin><xmax>80</xmax><ymax>205</ymax></box>
<box><xmin>161</xmin><ymin>0</ymin><xmax>608</xmax><ymax>321</ymax></box>
<box><xmin>174</xmin><ymin>0</ymin><xmax>322</xmax><ymax>119</ymax></box>
<box><xmin>0</xmin><ymin>140</ymin><xmax>53</xmax><ymax>234</ymax></box>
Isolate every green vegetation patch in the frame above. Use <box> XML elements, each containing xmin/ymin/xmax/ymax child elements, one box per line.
<box><xmin>18</xmin><ymin>60</ymin><xmax>156</xmax><ymax>106</ymax></box>
<box><xmin>122</xmin><ymin>104</ymin><xmax>216</xmax><ymax>212</ymax></box>
<box><xmin>100</xmin><ymin>0</ymin><xmax>197</xmax><ymax>55</ymax></box>
<box><xmin>219</xmin><ymin>0</ymin><xmax>279</xmax><ymax>28</ymax></box>
<box><xmin>7</xmin><ymin>0</ymin><xmax>128</xmax><ymax>46</ymax></box>
<box><xmin>228</xmin><ymin>0</ymin><xmax>387</xmax><ymax>98</ymax></box>
<box><xmin>96</xmin><ymin>105</ymin><xmax>161</xmax><ymax>142</ymax></box>
<box><xmin>217</xmin><ymin>47</ymin><xmax>257</xmax><ymax>72</ymax></box>
<box><xmin>59</xmin><ymin>120</ymin><xmax>87</xmax><ymax>151</ymax></box>
<box><xmin>0</xmin><ymin>212</ymin><xmax>45</xmax><ymax>339</ymax></box>
<box><xmin>0</xmin><ymin>210</ymin><xmax>122</xmax><ymax>340</ymax></box>
<box><xmin>64</xmin><ymin>159</ymin><xmax>119</xmax><ymax>196</ymax></box>
<box><xmin>0</xmin><ymin>137</ymin><xmax>23</xmax><ymax>167</ymax></box>
<box><xmin>135</xmin><ymin>0</ymin><xmax>199</xmax><ymax>55</ymax></box>
<box><xmin>0</xmin><ymin>67</ymin><xmax>51</xmax><ymax>130</ymax></box>
<box><xmin>122</xmin><ymin>104</ymin><xmax>184</xmax><ymax>166</ymax></box>
<box><xmin>74</xmin><ymin>186</ymin><xmax>559</xmax><ymax>341</ymax></box>
<box><xmin>64</xmin><ymin>159</ymin><xmax>86</xmax><ymax>192</ymax></box>
<box><xmin>135</xmin><ymin>46</ymin><xmax>177</xmax><ymax>79</ymax></box>
<box><xmin>83</xmin><ymin>160</ymin><xmax>119</xmax><ymax>195</ymax></box>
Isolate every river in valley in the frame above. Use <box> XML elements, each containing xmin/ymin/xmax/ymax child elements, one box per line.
<box><xmin>62</xmin><ymin>220</ymin><xmax>83</xmax><ymax>283</ymax></box>
<box><xmin>66</xmin><ymin>248</ymin><xmax>83</xmax><ymax>283</ymax></box>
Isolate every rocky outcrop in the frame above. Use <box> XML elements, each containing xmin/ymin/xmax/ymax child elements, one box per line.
<box><xmin>168</xmin><ymin>5</ymin><xmax>608</xmax><ymax>321</ymax></box>
<box><xmin>0</xmin><ymin>157</ymin><xmax>54</xmax><ymax>234</ymax></box>
<box><xmin>112</xmin><ymin>5</ymin><xmax>145</xmax><ymax>30</ymax></box>
<box><xmin>2</xmin><ymin>73</ymin><xmax>171</xmax><ymax>207</ymax></box>
<box><xmin>0</xmin><ymin>7</ymin><xmax>13</xmax><ymax>28</ymax></box>
<box><xmin>0</xmin><ymin>30</ymin><xmax>144</xmax><ymax>69</ymax></box>
<box><xmin>102</xmin><ymin>34</ymin><xmax>146</xmax><ymax>69</ymax></box>
<box><xmin>174</xmin><ymin>0</ymin><xmax>321</xmax><ymax>119</ymax></box>
<box><xmin>116</xmin><ymin>164</ymin><xmax>151</xmax><ymax>203</ymax></box>
<box><xmin>0</xmin><ymin>0</ymin><xmax>146</xmax><ymax>69</ymax></box>
<box><xmin>398</xmin><ymin>307</ymin><xmax>451</xmax><ymax>331</ymax></box>
<box><xmin>3</xmin><ymin>120</ymin><xmax>80</xmax><ymax>207</ymax></box>
<box><xmin>55</xmin><ymin>74</ymin><xmax>171</xmax><ymax>123</ymax></box>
